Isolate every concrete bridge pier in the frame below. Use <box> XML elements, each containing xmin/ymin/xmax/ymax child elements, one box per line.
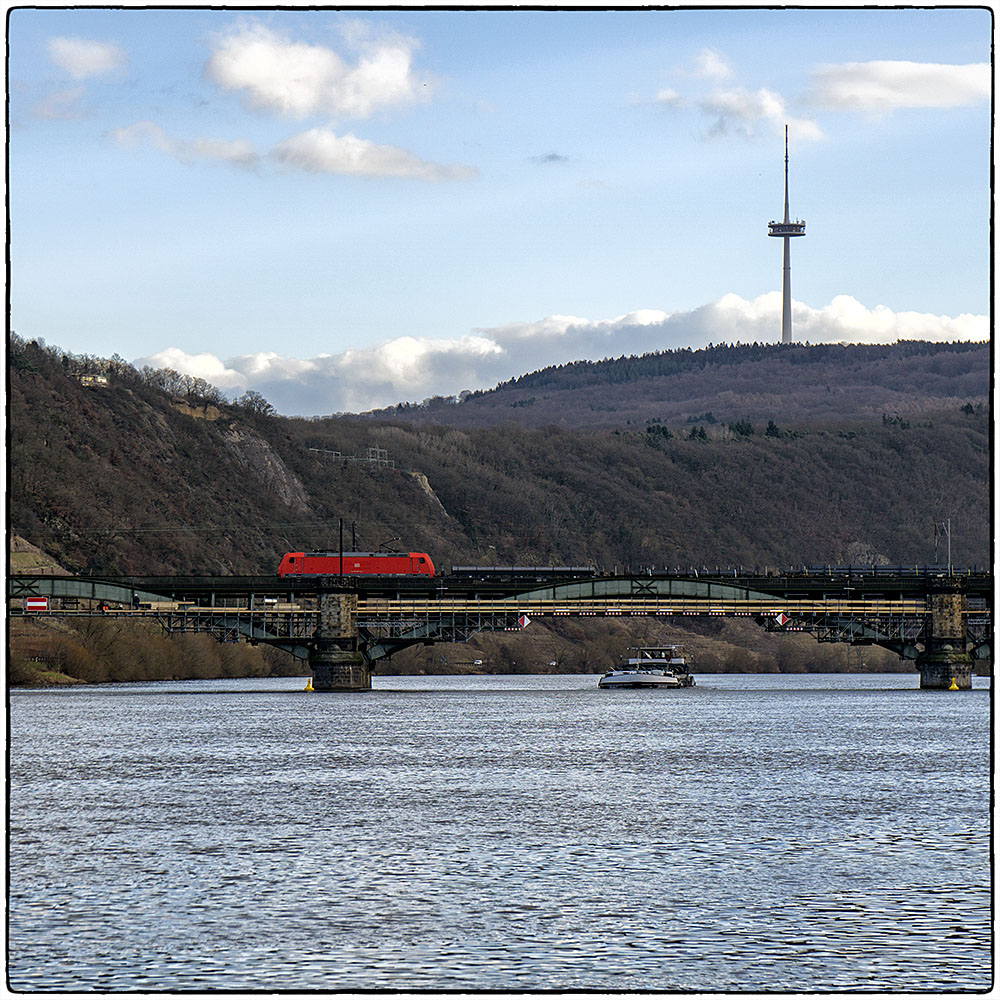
<box><xmin>917</xmin><ymin>586</ymin><xmax>973</xmax><ymax>690</ymax></box>
<box><xmin>308</xmin><ymin>641</ymin><xmax>369</xmax><ymax>691</ymax></box>
<box><xmin>308</xmin><ymin>593</ymin><xmax>370</xmax><ymax>691</ymax></box>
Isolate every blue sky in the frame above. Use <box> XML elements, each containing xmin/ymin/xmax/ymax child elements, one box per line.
<box><xmin>8</xmin><ymin>6</ymin><xmax>992</xmax><ymax>414</ymax></box>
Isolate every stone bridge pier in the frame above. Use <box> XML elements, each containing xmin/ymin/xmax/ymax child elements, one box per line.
<box><xmin>917</xmin><ymin>584</ymin><xmax>973</xmax><ymax>690</ymax></box>
<box><xmin>308</xmin><ymin>593</ymin><xmax>369</xmax><ymax>691</ymax></box>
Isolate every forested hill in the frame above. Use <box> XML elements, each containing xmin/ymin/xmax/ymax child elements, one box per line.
<box><xmin>8</xmin><ymin>334</ymin><xmax>990</xmax><ymax>579</ymax></box>
<box><xmin>362</xmin><ymin>340</ymin><xmax>990</xmax><ymax>430</ymax></box>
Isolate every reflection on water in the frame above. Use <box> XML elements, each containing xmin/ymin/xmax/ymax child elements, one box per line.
<box><xmin>8</xmin><ymin>674</ymin><xmax>991</xmax><ymax>991</ymax></box>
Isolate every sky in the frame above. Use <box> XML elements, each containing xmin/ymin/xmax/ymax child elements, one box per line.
<box><xmin>7</xmin><ymin>5</ymin><xmax>992</xmax><ymax>415</ymax></box>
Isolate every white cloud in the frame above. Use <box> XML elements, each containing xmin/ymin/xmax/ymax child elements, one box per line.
<box><xmin>654</xmin><ymin>87</ymin><xmax>684</xmax><ymax>109</ymax></box>
<box><xmin>34</xmin><ymin>86</ymin><xmax>88</xmax><ymax>120</ymax></box>
<box><xmin>205</xmin><ymin>22</ymin><xmax>429</xmax><ymax>119</ymax></box>
<box><xmin>650</xmin><ymin>47</ymin><xmax>821</xmax><ymax>141</ymax></box>
<box><xmin>709</xmin><ymin>293</ymin><xmax>986</xmax><ymax>344</ymax></box>
<box><xmin>809</xmin><ymin>60</ymin><xmax>990</xmax><ymax>112</ymax></box>
<box><xmin>197</xmin><ymin>22</ymin><xmax>467</xmax><ymax>182</ymax></box>
<box><xmin>346</xmin><ymin>334</ymin><xmax>502</xmax><ymax>387</ymax></box>
<box><xmin>692</xmin><ymin>48</ymin><xmax>734</xmax><ymax>81</ymax></box>
<box><xmin>271</xmin><ymin>126</ymin><xmax>477</xmax><ymax>180</ymax></box>
<box><xmin>473</xmin><ymin>313</ymin><xmax>593</xmax><ymax>343</ymax></box>
<box><xmin>111</xmin><ymin>120</ymin><xmax>472</xmax><ymax>181</ymax></box>
<box><xmin>47</xmin><ymin>37</ymin><xmax>126</xmax><ymax>79</ymax></box>
<box><xmin>138</xmin><ymin>347</ymin><xmax>247</xmax><ymax>390</ymax></box>
<box><xmin>795</xmin><ymin>295</ymin><xmax>987</xmax><ymax>343</ymax></box>
<box><xmin>113</xmin><ymin>121</ymin><xmax>260</xmax><ymax>169</ymax></box>
<box><xmin>134</xmin><ymin>295</ymin><xmax>986</xmax><ymax>416</ymax></box>
<box><xmin>700</xmin><ymin>87</ymin><xmax>822</xmax><ymax>141</ymax></box>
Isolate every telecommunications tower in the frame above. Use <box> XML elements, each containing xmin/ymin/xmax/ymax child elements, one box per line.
<box><xmin>767</xmin><ymin>125</ymin><xmax>806</xmax><ymax>344</ymax></box>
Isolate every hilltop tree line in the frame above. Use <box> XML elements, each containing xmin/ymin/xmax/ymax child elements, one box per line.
<box><xmin>10</xmin><ymin>333</ymin><xmax>273</xmax><ymax>415</ymax></box>
<box><xmin>504</xmin><ymin>339</ymin><xmax>985</xmax><ymax>391</ymax></box>
<box><xmin>369</xmin><ymin>339</ymin><xmax>985</xmax><ymax>408</ymax></box>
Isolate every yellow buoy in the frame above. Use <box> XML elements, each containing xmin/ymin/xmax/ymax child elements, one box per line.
<box><xmin>304</xmin><ymin>677</ymin><xmax>314</xmax><ymax>691</ymax></box>
<box><xmin>949</xmin><ymin>677</ymin><xmax>959</xmax><ymax>691</ymax></box>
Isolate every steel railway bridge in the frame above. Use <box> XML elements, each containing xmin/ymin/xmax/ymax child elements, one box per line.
<box><xmin>8</xmin><ymin>568</ymin><xmax>991</xmax><ymax>691</ymax></box>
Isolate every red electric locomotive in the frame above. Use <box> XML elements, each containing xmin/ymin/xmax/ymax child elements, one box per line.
<box><xmin>277</xmin><ymin>551</ymin><xmax>435</xmax><ymax>577</ymax></box>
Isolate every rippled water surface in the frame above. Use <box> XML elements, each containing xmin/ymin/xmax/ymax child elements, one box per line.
<box><xmin>9</xmin><ymin>673</ymin><xmax>992</xmax><ymax>991</ymax></box>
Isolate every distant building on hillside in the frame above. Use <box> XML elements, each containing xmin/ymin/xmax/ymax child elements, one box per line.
<box><xmin>69</xmin><ymin>372</ymin><xmax>109</xmax><ymax>388</ymax></box>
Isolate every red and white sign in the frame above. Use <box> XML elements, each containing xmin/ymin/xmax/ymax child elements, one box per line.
<box><xmin>25</xmin><ymin>597</ymin><xmax>48</xmax><ymax>611</ymax></box>
<box><xmin>773</xmin><ymin>612</ymin><xmax>789</xmax><ymax>625</ymax></box>
<box><xmin>518</xmin><ymin>614</ymin><xmax>531</xmax><ymax>629</ymax></box>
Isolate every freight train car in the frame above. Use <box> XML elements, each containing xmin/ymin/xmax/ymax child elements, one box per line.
<box><xmin>277</xmin><ymin>551</ymin><xmax>435</xmax><ymax>577</ymax></box>
<box><xmin>450</xmin><ymin>565</ymin><xmax>597</xmax><ymax>581</ymax></box>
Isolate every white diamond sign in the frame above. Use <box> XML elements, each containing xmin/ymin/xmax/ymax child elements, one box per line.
<box><xmin>518</xmin><ymin>614</ymin><xmax>531</xmax><ymax>628</ymax></box>
<box><xmin>774</xmin><ymin>612</ymin><xmax>789</xmax><ymax>625</ymax></box>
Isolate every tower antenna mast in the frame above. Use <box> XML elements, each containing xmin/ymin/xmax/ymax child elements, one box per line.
<box><xmin>767</xmin><ymin>125</ymin><xmax>806</xmax><ymax>343</ymax></box>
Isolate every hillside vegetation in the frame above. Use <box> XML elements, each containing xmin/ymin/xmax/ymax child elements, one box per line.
<box><xmin>364</xmin><ymin>340</ymin><xmax>990</xmax><ymax>430</ymax></box>
<box><xmin>7</xmin><ymin>333</ymin><xmax>991</xmax><ymax>684</ymax></box>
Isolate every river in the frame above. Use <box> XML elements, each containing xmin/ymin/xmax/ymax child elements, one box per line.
<box><xmin>8</xmin><ymin>672</ymin><xmax>992</xmax><ymax>991</ymax></box>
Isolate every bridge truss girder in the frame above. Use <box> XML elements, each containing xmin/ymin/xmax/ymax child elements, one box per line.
<box><xmin>964</xmin><ymin>618</ymin><xmax>992</xmax><ymax>660</ymax></box>
<box><xmin>8</xmin><ymin>573</ymin><xmax>991</xmax><ymax>665</ymax></box>
<box><xmin>360</xmin><ymin>611</ymin><xmax>525</xmax><ymax>662</ymax></box>
<box><xmin>760</xmin><ymin>612</ymin><xmax>924</xmax><ymax>659</ymax></box>
<box><xmin>154</xmin><ymin>609</ymin><xmax>315</xmax><ymax>660</ymax></box>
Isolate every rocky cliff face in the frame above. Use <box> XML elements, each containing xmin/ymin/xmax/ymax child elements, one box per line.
<box><xmin>222</xmin><ymin>424</ymin><xmax>311</xmax><ymax>514</ymax></box>
<box><xmin>9</xmin><ymin>535</ymin><xmax>68</xmax><ymax>575</ymax></box>
<box><xmin>408</xmin><ymin>471</ymin><xmax>450</xmax><ymax>519</ymax></box>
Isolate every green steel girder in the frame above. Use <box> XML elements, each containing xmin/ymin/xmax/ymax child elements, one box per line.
<box><xmin>512</xmin><ymin>577</ymin><xmax>786</xmax><ymax>604</ymax></box>
<box><xmin>8</xmin><ymin>576</ymin><xmax>167</xmax><ymax>605</ymax></box>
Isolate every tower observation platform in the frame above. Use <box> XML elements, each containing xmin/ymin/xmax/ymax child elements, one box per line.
<box><xmin>768</xmin><ymin>124</ymin><xmax>806</xmax><ymax>343</ymax></box>
<box><xmin>768</xmin><ymin>220</ymin><xmax>806</xmax><ymax>237</ymax></box>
